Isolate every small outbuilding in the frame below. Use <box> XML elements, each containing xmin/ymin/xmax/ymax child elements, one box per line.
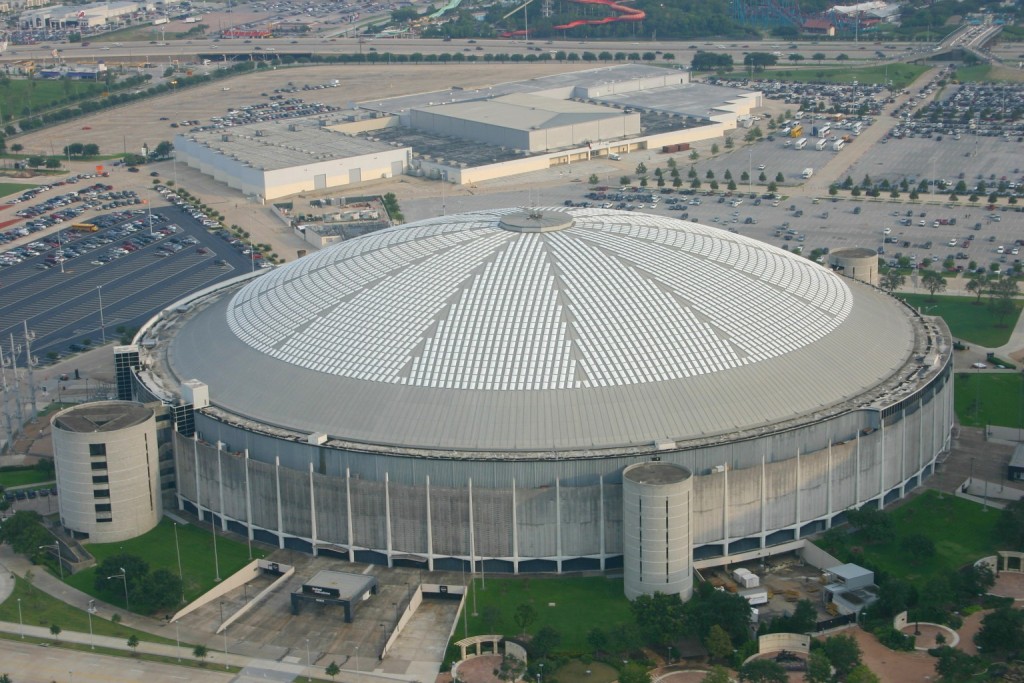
<box><xmin>1008</xmin><ymin>444</ymin><xmax>1024</xmax><ymax>481</ymax></box>
<box><xmin>822</xmin><ymin>563</ymin><xmax>878</xmax><ymax>615</ymax></box>
<box><xmin>290</xmin><ymin>570</ymin><xmax>378</xmax><ymax>622</ymax></box>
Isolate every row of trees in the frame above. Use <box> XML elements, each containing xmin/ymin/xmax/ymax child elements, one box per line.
<box><xmin>92</xmin><ymin>552</ymin><xmax>184</xmax><ymax>614</ymax></box>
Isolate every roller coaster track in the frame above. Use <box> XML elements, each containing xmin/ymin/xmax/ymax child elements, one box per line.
<box><xmin>502</xmin><ymin>0</ymin><xmax>645</xmax><ymax>37</ymax></box>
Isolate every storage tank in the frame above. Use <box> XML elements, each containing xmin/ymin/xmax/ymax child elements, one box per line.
<box><xmin>51</xmin><ymin>401</ymin><xmax>162</xmax><ymax>544</ymax></box>
<box><xmin>829</xmin><ymin>247</ymin><xmax>879</xmax><ymax>286</ymax></box>
<box><xmin>623</xmin><ymin>462</ymin><xmax>693</xmax><ymax>600</ymax></box>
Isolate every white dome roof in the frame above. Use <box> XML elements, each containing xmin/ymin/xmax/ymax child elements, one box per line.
<box><xmin>227</xmin><ymin>208</ymin><xmax>851</xmax><ymax>391</ymax></box>
<box><xmin>168</xmin><ymin>208</ymin><xmax>913</xmax><ymax>453</ymax></box>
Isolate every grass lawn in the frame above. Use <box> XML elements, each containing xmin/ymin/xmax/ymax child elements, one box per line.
<box><xmin>955</xmin><ymin>372</ymin><xmax>1024</xmax><ymax>428</ymax></box>
<box><xmin>460</xmin><ymin>576</ymin><xmax>632</xmax><ymax>653</ymax></box>
<box><xmin>0</xmin><ymin>182</ymin><xmax>35</xmax><ymax>198</ymax></box>
<box><xmin>0</xmin><ymin>575</ymin><xmax>176</xmax><ymax>644</ymax></box>
<box><xmin>65</xmin><ymin>518</ymin><xmax>264</xmax><ymax>607</ymax></box>
<box><xmin>819</xmin><ymin>490</ymin><xmax>999</xmax><ymax>586</ymax></box>
<box><xmin>896</xmin><ymin>293</ymin><xmax>1023</xmax><ymax>347</ymax></box>
<box><xmin>555</xmin><ymin>660</ymin><xmax>618</xmax><ymax>683</ymax></box>
<box><xmin>718</xmin><ymin>63</ymin><xmax>929</xmax><ymax>89</ymax></box>
<box><xmin>0</xmin><ymin>466</ymin><xmax>54</xmax><ymax>488</ymax></box>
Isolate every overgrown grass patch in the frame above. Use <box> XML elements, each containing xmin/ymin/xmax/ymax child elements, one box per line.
<box><xmin>955</xmin><ymin>371</ymin><xmax>1024</xmax><ymax>428</ymax></box>
<box><xmin>458</xmin><ymin>576</ymin><xmax>632</xmax><ymax>653</ymax></box>
<box><xmin>65</xmin><ymin>518</ymin><xmax>264</xmax><ymax>607</ymax></box>
<box><xmin>818</xmin><ymin>490</ymin><xmax>999</xmax><ymax>586</ymax></box>
<box><xmin>896</xmin><ymin>293</ymin><xmax>1023</xmax><ymax>347</ymax></box>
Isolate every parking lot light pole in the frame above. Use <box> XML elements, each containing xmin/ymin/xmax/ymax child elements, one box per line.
<box><xmin>87</xmin><ymin>600</ymin><xmax>95</xmax><ymax>650</ymax></box>
<box><xmin>305</xmin><ymin>638</ymin><xmax>311</xmax><ymax>682</ymax></box>
<box><xmin>97</xmin><ymin>285</ymin><xmax>106</xmax><ymax>344</ymax></box>
<box><xmin>108</xmin><ymin>568</ymin><xmax>128</xmax><ymax>610</ymax></box>
<box><xmin>17</xmin><ymin>597</ymin><xmax>23</xmax><ymax>639</ymax></box>
<box><xmin>174</xmin><ymin>522</ymin><xmax>185</xmax><ymax>603</ymax></box>
<box><xmin>39</xmin><ymin>542</ymin><xmax>64</xmax><ymax>580</ymax></box>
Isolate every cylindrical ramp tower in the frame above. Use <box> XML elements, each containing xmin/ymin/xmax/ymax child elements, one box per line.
<box><xmin>622</xmin><ymin>461</ymin><xmax>693</xmax><ymax>600</ymax></box>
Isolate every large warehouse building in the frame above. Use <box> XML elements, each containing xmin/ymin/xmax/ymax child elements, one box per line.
<box><xmin>126</xmin><ymin>208</ymin><xmax>953</xmax><ymax>584</ymax></box>
<box><xmin>174</xmin><ymin>65</ymin><xmax>762</xmax><ymax>200</ymax></box>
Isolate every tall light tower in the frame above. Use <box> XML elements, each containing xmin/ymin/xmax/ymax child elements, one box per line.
<box><xmin>0</xmin><ymin>344</ymin><xmax>17</xmax><ymax>444</ymax></box>
<box><xmin>22</xmin><ymin>321</ymin><xmax>39</xmax><ymax>416</ymax></box>
<box><xmin>6</xmin><ymin>334</ymin><xmax>25</xmax><ymax>433</ymax></box>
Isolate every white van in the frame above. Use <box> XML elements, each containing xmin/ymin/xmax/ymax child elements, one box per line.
<box><xmin>608</xmin><ymin>153</ymin><xmax>621</xmax><ymax>161</ymax></box>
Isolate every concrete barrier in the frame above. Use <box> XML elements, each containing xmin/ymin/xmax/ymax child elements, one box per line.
<box><xmin>170</xmin><ymin>559</ymin><xmax>293</xmax><ymax>627</ymax></box>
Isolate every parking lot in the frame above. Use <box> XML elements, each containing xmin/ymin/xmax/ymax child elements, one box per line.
<box><xmin>0</xmin><ymin>203</ymin><xmax>265</xmax><ymax>361</ymax></box>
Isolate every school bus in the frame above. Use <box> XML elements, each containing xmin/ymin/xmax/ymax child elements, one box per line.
<box><xmin>71</xmin><ymin>223</ymin><xmax>98</xmax><ymax>232</ymax></box>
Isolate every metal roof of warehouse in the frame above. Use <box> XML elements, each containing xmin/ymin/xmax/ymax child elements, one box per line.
<box><xmin>165</xmin><ymin>208</ymin><xmax>921</xmax><ymax>454</ymax></box>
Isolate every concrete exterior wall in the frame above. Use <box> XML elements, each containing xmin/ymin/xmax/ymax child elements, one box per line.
<box><xmin>174</xmin><ymin>135</ymin><xmax>409</xmax><ymax>201</ymax></box>
<box><xmin>622</xmin><ymin>463</ymin><xmax>693</xmax><ymax>600</ymax></box>
<box><xmin>829</xmin><ymin>253</ymin><xmax>879</xmax><ymax>287</ymax></box>
<box><xmin>52</xmin><ymin>402</ymin><xmax>162</xmax><ymax>543</ymax></box>
<box><xmin>170</xmin><ymin>356</ymin><xmax>953</xmax><ymax>572</ymax></box>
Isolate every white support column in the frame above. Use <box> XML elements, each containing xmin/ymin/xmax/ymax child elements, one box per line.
<box><xmin>855</xmin><ymin>429</ymin><xmax>862</xmax><ymax>507</ymax></box>
<box><xmin>795</xmin><ymin>449</ymin><xmax>802</xmax><ymax>537</ymax></box>
<box><xmin>722</xmin><ymin>465</ymin><xmax>729</xmax><ymax>553</ymax></box>
<box><xmin>384</xmin><ymin>472</ymin><xmax>393</xmax><ymax>568</ymax></box>
<box><xmin>425</xmin><ymin>476</ymin><xmax>434</xmax><ymax>572</ymax></box>
<box><xmin>512</xmin><ymin>478</ymin><xmax>519</xmax><ymax>575</ymax></box>
<box><xmin>468</xmin><ymin>478</ymin><xmax>476</xmax><ymax>575</ymax></box>
<box><xmin>309</xmin><ymin>463</ymin><xmax>318</xmax><ymax>557</ymax></box>
<box><xmin>193</xmin><ymin>436</ymin><xmax>202</xmax><ymax>521</ymax></box>
<box><xmin>901</xmin><ymin>408</ymin><xmax>908</xmax><ymax>496</ymax></box>
<box><xmin>760</xmin><ymin>455</ymin><xmax>767</xmax><ymax>547</ymax></box>
<box><xmin>598</xmin><ymin>475</ymin><xmax>605</xmax><ymax>571</ymax></box>
<box><xmin>244</xmin><ymin>449</ymin><xmax>254</xmax><ymax>543</ymax></box>
<box><xmin>217</xmin><ymin>445</ymin><xmax>226</xmax><ymax>531</ymax></box>
<box><xmin>345</xmin><ymin>468</ymin><xmax>355</xmax><ymax>563</ymax></box>
<box><xmin>879</xmin><ymin>419</ymin><xmax>886</xmax><ymax>509</ymax></box>
<box><xmin>274</xmin><ymin>455</ymin><xmax>284</xmax><ymax>549</ymax></box>
<box><xmin>555</xmin><ymin>477</ymin><xmax>563</xmax><ymax>573</ymax></box>
<box><xmin>826</xmin><ymin>439</ymin><xmax>833</xmax><ymax>529</ymax></box>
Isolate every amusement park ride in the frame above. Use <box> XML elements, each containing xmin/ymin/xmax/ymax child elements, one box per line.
<box><xmin>501</xmin><ymin>0</ymin><xmax>646</xmax><ymax>39</ymax></box>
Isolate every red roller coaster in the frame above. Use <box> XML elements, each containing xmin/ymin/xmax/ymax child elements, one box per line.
<box><xmin>502</xmin><ymin>0</ymin><xmax>645</xmax><ymax>38</ymax></box>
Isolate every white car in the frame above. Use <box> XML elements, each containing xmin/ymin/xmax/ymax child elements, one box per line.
<box><xmin>971</xmin><ymin>362</ymin><xmax>987</xmax><ymax>369</ymax></box>
<box><xmin>883</xmin><ymin>227</ymin><xmax>892</xmax><ymax>234</ymax></box>
<box><xmin>757</xmin><ymin>164</ymin><xmax>766</xmax><ymax>170</ymax></box>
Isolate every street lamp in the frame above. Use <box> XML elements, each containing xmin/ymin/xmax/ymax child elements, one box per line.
<box><xmin>355</xmin><ymin>645</ymin><xmax>359</xmax><ymax>672</ymax></box>
<box><xmin>17</xmin><ymin>597</ymin><xmax>23</xmax><ymax>639</ymax></box>
<box><xmin>87</xmin><ymin>600</ymin><xmax>95</xmax><ymax>650</ymax></box>
<box><xmin>305</xmin><ymin>638</ymin><xmax>312</xmax><ymax>682</ymax></box>
<box><xmin>108</xmin><ymin>568</ymin><xmax>128</xmax><ymax>610</ymax></box>
<box><xmin>40</xmin><ymin>542</ymin><xmax>63</xmax><ymax>580</ymax></box>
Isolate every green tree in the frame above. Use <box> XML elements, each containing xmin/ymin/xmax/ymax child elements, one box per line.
<box><xmin>635</xmin><ymin>162</ymin><xmax>647</xmax><ymax>177</ymax></box>
<box><xmin>127</xmin><ymin>634</ymin><xmax>139</xmax><ymax>655</ymax></box>
<box><xmin>683</xmin><ymin>582</ymin><xmax>751</xmax><ymax>645</ymax></box>
<box><xmin>903</xmin><ymin>533</ymin><xmax>936</xmax><ymax>558</ymax></box>
<box><xmin>976</xmin><ymin>606</ymin><xmax>1024</xmax><ymax>655</ymax></box>
<box><xmin>934</xmin><ymin>646</ymin><xmax>981</xmax><ymax>682</ymax></box>
<box><xmin>989</xmin><ymin>276</ymin><xmax>1020</xmax><ymax>327</ymax></box>
<box><xmin>82</xmin><ymin>143</ymin><xmax>99</xmax><ymax>156</ymax></box>
<box><xmin>326</xmin><ymin>662</ymin><xmax>341</xmax><ymax>680</ymax></box>
<box><xmin>739</xmin><ymin>659</ymin><xmax>787</xmax><ymax>682</ymax></box>
<box><xmin>846</xmin><ymin>505</ymin><xmax>893</xmax><ymax>540</ymax></box>
<box><xmin>528</xmin><ymin>626</ymin><xmax>561</xmax><ymax>658</ymax></box>
<box><xmin>725</xmin><ymin>137</ymin><xmax>734</xmax><ymax>149</ymax></box>
<box><xmin>194</xmin><ymin>644</ymin><xmax>209</xmax><ymax>665</ymax></box>
<box><xmin>618</xmin><ymin>664</ymin><xmax>651</xmax><ymax>683</ymax></box>
<box><xmin>705</xmin><ymin>624</ymin><xmax>733</xmax><ymax>662</ymax></box>
<box><xmin>589</xmin><ymin>174</ymin><xmax>600</xmax><ymax>185</ymax></box>
<box><xmin>45</xmin><ymin>158</ymin><xmax>60</xmax><ymax>169</ymax></box>
<box><xmin>704</xmin><ymin>667</ymin><xmax>731</xmax><ymax>683</ymax></box>
<box><xmin>846</xmin><ymin>665</ymin><xmax>880</xmax><ymax>683</ymax></box>
<box><xmin>620</xmin><ymin>176</ymin><xmax>631</xmax><ymax>186</ymax></box>
<box><xmin>49</xmin><ymin>623</ymin><xmax>61</xmax><ymax>641</ymax></box>
<box><xmin>920</xmin><ymin>271</ymin><xmax>947</xmax><ymax>300</ymax></box>
<box><xmin>776</xmin><ymin>172</ymin><xmax>785</xmax><ymax>183</ymax></box>
<box><xmin>631</xmin><ymin>592</ymin><xmax>686</xmax><ymax>651</ymax></box>
<box><xmin>513</xmin><ymin>603</ymin><xmax>536</xmax><ymax>635</ymax></box>
<box><xmin>822</xmin><ymin>634</ymin><xmax>862</xmax><ymax>679</ymax></box>
<box><xmin>0</xmin><ymin>511</ymin><xmax>51</xmax><ymax>555</ymax></box>
<box><xmin>711</xmin><ymin>143</ymin><xmax>720</xmax><ymax>155</ymax></box>
<box><xmin>587</xmin><ymin>627</ymin><xmax>609</xmax><ymax>655</ymax></box>
<box><xmin>805</xmin><ymin>649</ymin><xmax>832</xmax><ymax>683</ymax></box>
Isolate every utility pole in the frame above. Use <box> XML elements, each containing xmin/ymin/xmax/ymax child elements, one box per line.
<box><xmin>8</xmin><ymin>334</ymin><xmax>24</xmax><ymax>432</ymax></box>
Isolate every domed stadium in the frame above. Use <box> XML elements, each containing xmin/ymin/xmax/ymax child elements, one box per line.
<box><xmin>131</xmin><ymin>208</ymin><xmax>953</xmax><ymax>591</ymax></box>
